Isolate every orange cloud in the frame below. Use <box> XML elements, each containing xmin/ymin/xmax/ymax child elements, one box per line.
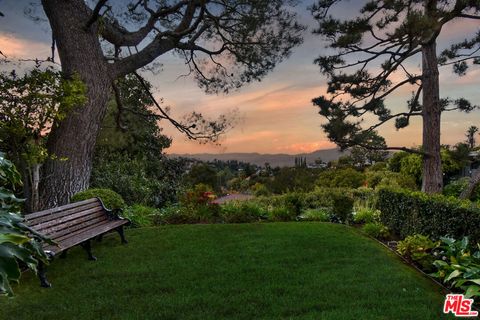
<box><xmin>0</xmin><ymin>33</ymin><xmax>50</xmax><ymax>59</ymax></box>
<box><xmin>275</xmin><ymin>141</ymin><xmax>336</xmax><ymax>154</ymax></box>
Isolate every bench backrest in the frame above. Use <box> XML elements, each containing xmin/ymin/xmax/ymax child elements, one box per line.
<box><xmin>25</xmin><ymin>198</ymin><xmax>111</xmax><ymax>243</ymax></box>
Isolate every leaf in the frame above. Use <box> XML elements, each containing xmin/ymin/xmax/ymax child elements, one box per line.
<box><xmin>445</xmin><ymin>269</ymin><xmax>463</xmax><ymax>282</ymax></box>
<box><xmin>465</xmin><ymin>285</ymin><xmax>480</xmax><ymax>298</ymax></box>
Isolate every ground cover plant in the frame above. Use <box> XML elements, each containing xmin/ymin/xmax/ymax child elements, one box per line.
<box><xmin>0</xmin><ymin>223</ymin><xmax>451</xmax><ymax>319</ymax></box>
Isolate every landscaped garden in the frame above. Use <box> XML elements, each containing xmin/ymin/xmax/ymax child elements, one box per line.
<box><xmin>3</xmin><ymin>1</ymin><xmax>480</xmax><ymax>319</ymax></box>
<box><xmin>1</xmin><ymin>223</ymin><xmax>452</xmax><ymax>320</ymax></box>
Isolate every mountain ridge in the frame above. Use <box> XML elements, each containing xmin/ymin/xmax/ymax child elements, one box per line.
<box><xmin>168</xmin><ymin>148</ymin><xmax>347</xmax><ymax>167</ymax></box>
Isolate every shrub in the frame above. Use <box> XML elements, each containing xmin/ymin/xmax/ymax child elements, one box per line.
<box><xmin>365</xmin><ymin>170</ymin><xmax>417</xmax><ymax>190</ymax></box>
<box><xmin>316</xmin><ymin>168</ymin><xmax>365</xmax><ymax>189</ymax></box>
<box><xmin>152</xmin><ymin>205</ymin><xmax>193</xmax><ymax>225</ymax></box>
<box><xmin>0</xmin><ymin>153</ymin><xmax>50</xmax><ymax>296</ymax></box>
<box><xmin>431</xmin><ymin>237</ymin><xmax>480</xmax><ymax>299</ymax></box>
<box><xmin>353</xmin><ymin>207</ymin><xmax>379</xmax><ymax>224</ymax></box>
<box><xmin>396</xmin><ymin>235</ymin><xmax>438</xmax><ymax>271</ymax></box>
<box><xmin>331</xmin><ymin>193</ymin><xmax>354</xmax><ymax>224</ymax></box>
<box><xmin>378</xmin><ymin>188</ymin><xmax>480</xmax><ymax>243</ymax></box>
<box><xmin>71</xmin><ymin>188</ymin><xmax>125</xmax><ymax>210</ymax></box>
<box><xmin>221</xmin><ymin>201</ymin><xmax>266</xmax><ymax>223</ymax></box>
<box><xmin>443</xmin><ymin>177</ymin><xmax>480</xmax><ymax>201</ymax></box>
<box><xmin>299</xmin><ymin>208</ymin><xmax>331</xmax><ymax>222</ymax></box>
<box><xmin>123</xmin><ymin>205</ymin><xmax>158</xmax><ymax>227</ymax></box>
<box><xmin>269</xmin><ymin>206</ymin><xmax>297</xmax><ymax>222</ymax></box>
<box><xmin>251</xmin><ymin>183</ymin><xmax>270</xmax><ymax>197</ymax></box>
<box><xmin>362</xmin><ymin>223</ymin><xmax>390</xmax><ymax>240</ymax></box>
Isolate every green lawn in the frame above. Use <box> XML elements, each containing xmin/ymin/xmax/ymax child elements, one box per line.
<box><xmin>1</xmin><ymin>222</ymin><xmax>452</xmax><ymax>319</ymax></box>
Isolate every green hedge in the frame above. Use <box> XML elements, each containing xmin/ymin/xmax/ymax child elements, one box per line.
<box><xmin>378</xmin><ymin>188</ymin><xmax>480</xmax><ymax>243</ymax></box>
<box><xmin>71</xmin><ymin>188</ymin><xmax>126</xmax><ymax>210</ymax></box>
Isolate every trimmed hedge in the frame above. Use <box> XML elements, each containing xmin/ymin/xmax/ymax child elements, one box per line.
<box><xmin>71</xmin><ymin>188</ymin><xmax>126</xmax><ymax>210</ymax></box>
<box><xmin>378</xmin><ymin>188</ymin><xmax>480</xmax><ymax>243</ymax></box>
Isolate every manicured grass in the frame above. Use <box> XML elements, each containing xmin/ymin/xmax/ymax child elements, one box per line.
<box><xmin>1</xmin><ymin>223</ymin><xmax>452</xmax><ymax>319</ymax></box>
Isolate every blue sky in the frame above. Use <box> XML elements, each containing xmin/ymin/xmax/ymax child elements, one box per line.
<box><xmin>1</xmin><ymin>0</ymin><xmax>480</xmax><ymax>154</ymax></box>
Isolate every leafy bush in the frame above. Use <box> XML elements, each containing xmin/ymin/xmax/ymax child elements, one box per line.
<box><xmin>299</xmin><ymin>208</ymin><xmax>331</xmax><ymax>222</ymax></box>
<box><xmin>443</xmin><ymin>177</ymin><xmax>480</xmax><ymax>201</ymax></box>
<box><xmin>268</xmin><ymin>206</ymin><xmax>296</xmax><ymax>222</ymax></box>
<box><xmin>152</xmin><ymin>205</ymin><xmax>192</xmax><ymax>225</ymax></box>
<box><xmin>362</xmin><ymin>223</ymin><xmax>389</xmax><ymax>240</ymax></box>
<box><xmin>353</xmin><ymin>207</ymin><xmax>380</xmax><ymax>224</ymax></box>
<box><xmin>316</xmin><ymin>168</ymin><xmax>365</xmax><ymax>189</ymax></box>
<box><xmin>365</xmin><ymin>170</ymin><xmax>417</xmax><ymax>190</ymax></box>
<box><xmin>431</xmin><ymin>237</ymin><xmax>480</xmax><ymax>299</ymax></box>
<box><xmin>331</xmin><ymin>193</ymin><xmax>354</xmax><ymax>224</ymax></box>
<box><xmin>0</xmin><ymin>153</ymin><xmax>50</xmax><ymax>296</ymax></box>
<box><xmin>221</xmin><ymin>201</ymin><xmax>266</xmax><ymax>223</ymax></box>
<box><xmin>71</xmin><ymin>188</ymin><xmax>125</xmax><ymax>210</ymax></box>
<box><xmin>123</xmin><ymin>205</ymin><xmax>158</xmax><ymax>227</ymax></box>
<box><xmin>396</xmin><ymin>235</ymin><xmax>438</xmax><ymax>271</ymax></box>
<box><xmin>378</xmin><ymin>188</ymin><xmax>480</xmax><ymax>243</ymax></box>
<box><xmin>251</xmin><ymin>183</ymin><xmax>270</xmax><ymax>197</ymax></box>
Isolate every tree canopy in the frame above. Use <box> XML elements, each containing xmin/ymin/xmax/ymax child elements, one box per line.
<box><xmin>311</xmin><ymin>0</ymin><xmax>480</xmax><ymax>192</ymax></box>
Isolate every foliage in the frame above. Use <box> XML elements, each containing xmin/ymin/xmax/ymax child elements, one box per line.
<box><xmin>92</xmin><ymin>76</ymin><xmax>185</xmax><ymax>207</ymax></box>
<box><xmin>0</xmin><ymin>153</ymin><xmax>50</xmax><ymax>296</ymax></box>
<box><xmin>0</xmin><ymin>66</ymin><xmax>86</xmax><ymax>211</ymax></box>
<box><xmin>299</xmin><ymin>208</ymin><xmax>331</xmax><ymax>222</ymax></box>
<box><xmin>182</xmin><ymin>164</ymin><xmax>220</xmax><ymax>192</ymax></box>
<box><xmin>365</xmin><ymin>170</ymin><xmax>417</xmax><ymax>190</ymax></box>
<box><xmin>378</xmin><ymin>188</ymin><xmax>480</xmax><ymax>243</ymax></box>
<box><xmin>396</xmin><ymin>235</ymin><xmax>439</xmax><ymax>271</ymax></box>
<box><xmin>339</xmin><ymin>146</ymin><xmax>388</xmax><ymax>168</ymax></box>
<box><xmin>362</xmin><ymin>223</ymin><xmax>390</xmax><ymax>240</ymax></box>
<box><xmin>221</xmin><ymin>201</ymin><xmax>266</xmax><ymax>223</ymax></box>
<box><xmin>311</xmin><ymin>0</ymin><xmax>480</xmax><ymax>192</ymax></box>
<box><xmin>122</xmin><ymin>205</ymin><xmax>158</xmax><ymax>228</ymax></box>
<box><xmin>331</xmin><ymin>193</ymin><xmax>354</xmax><ymax>224</ymax></box>
<box><xmin>268</xmin><ymin>206</ymin><xmax>297</xmax><ymax>222</ymax></box>
<box><xmin>399</xmin><ymin>154</ymin><xmax>422</xmax><ymax>186</ymax></box>
<box><xmin>71</xmin><ymin>188</ymin><xmax>125</xmax><ymax>210</ymax></box>
<box><xmin>316</xmin><ymin>168</ymin><xmax>365</xmax><ymax>189</ymax></box>
<box><xmin>431</xmin><ymin>237</ymin><xmax>480</xmax><ymax>299</ymax></box>
<box><xmin>354</xmin><ymin>207</ymin><xmax>379</xmax><ymax>224</ymax></box>
<box><xmin>444</xmin><ymin>177</ymin><xmax>480</xmax><ymax>201</ymax></box>
<box><xmin>267</xmin><ymin>167</ymin><xmax>321</xmax><ymax>194</ymax></box>
<box><xmin>251</xmin><ymin>183</ymin><xmax>270</xmax><ymax>197</ymax></box>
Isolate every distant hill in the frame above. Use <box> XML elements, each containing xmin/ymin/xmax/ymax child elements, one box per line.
<box><xmin>168</xmin><ymin>148</ymin><xmax>348</xmax><ymax>167</ymax></box>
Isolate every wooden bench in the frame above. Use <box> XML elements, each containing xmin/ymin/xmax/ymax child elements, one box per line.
<box><xmin>25</xmin><ymin>197</ymin><xmax>130</xmax><ymax>287</ymax></box>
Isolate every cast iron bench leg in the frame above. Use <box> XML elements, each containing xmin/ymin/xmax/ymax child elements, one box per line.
<box><xmin>38</xmin><ymin>261</ymin><xmax>51</xmax><ymax>288</ymax></box>
<box><xmin>116</xmin><ymin>226</ymin><xmax>128</xmax><ymax>244</ymax></box>
<box><xmin>80</xmin><ymin>240</ymin><xmax>97</xmax><ymax>261</ymax></box>
<box><xmin>60</xmin><ymin>250</ymin><xmax>68</xmax><ymax>259</ymax></box>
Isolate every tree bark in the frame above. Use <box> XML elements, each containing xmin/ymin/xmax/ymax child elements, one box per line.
<box><xmin>460</xmin><ymin>169</ymin><xmax>480</xmax><ymax>200</ymax></box>
<box><xmin>421</xmin><ymin>39</ymin><xmax>443</xmax><ymax>193</ymax></box>
<box><xmin>39</xmin><ymin>0</ymin><xmax>113</xmax><ymax>209</ymax></box>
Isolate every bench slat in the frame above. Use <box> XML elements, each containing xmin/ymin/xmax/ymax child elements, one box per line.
<box><xmin>53</xmin><ymin>218</ymin><xmax>118</xmax><ymax>243</ymax></box>
<box><xmin>25</xmin><ymin>198</ymin><xmax>99</xmax><ymax>220</ymax></box>
<box><xmin>27</xmin><ymin>201</ymin><xmax>101</xmax><ymax>225</ymax></box>
<box><xmin>33</xmin><ymin>207</ymin><xmax>106</xmax><ymax>232</ymax></box>
<box><xmin>43</xmin><ymin>219</ymin><xmax>128</xmax><ymax>253</ymax></box>
<box><xmin>48</xmin><ymin>216</ymin><xmax>110</xmax><ymax>241</ymax></box>
<box><xmin>41</xmin><ymin>213</ymin><xmax>108</xmax><ymax>238</ymax></box>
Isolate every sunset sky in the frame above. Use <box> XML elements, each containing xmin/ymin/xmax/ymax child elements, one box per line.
<box><xmin>1</xmin><ymin>1</ymin><xmax>480</xmax><ymax>154</ymax></box>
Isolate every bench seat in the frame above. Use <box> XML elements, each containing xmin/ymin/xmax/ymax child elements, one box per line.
<box><xmin>24</xmin><ymin>197</ymin><xmax>130</xmax><ymax>287</ymax></box>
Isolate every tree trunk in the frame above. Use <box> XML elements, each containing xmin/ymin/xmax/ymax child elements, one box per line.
<box><xmin>421</xmin><ymin>40</ymin><xmax>443</xmax><ymax>193</ymax></box>
<box><xmin>460</xmin><ymin>169</ymin><xmax>480</xmax><ymax>200</ymax></box>
<box><xmin>39</xmin><ymin>0</ymin><xmax>112</xmax><ymax>209</ymax></box>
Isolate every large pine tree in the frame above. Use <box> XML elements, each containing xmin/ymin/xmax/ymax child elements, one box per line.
<box><xmin>311</xmin><ymin>0</ymin><xmax>480</xmax><ymax>193</ymax></box>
